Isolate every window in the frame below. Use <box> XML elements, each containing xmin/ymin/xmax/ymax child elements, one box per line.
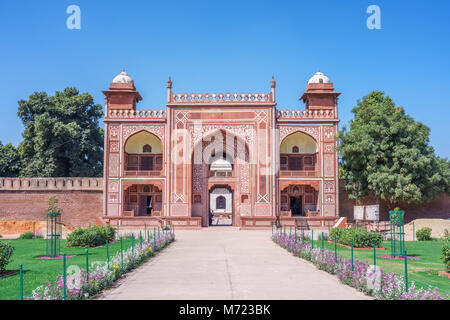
<box><xmin>303</xmin><ymin>156</ymin><xmax>313</xmax><ymax>165</ymax></box>
<box><xmin>319</xmin><ymin>78</ymin><xmax>323</xmax><ymax>83</ymax></box>
<box><xmin>143</xmin><ymin>185</ymin><xmax>150</xmax><ymax>193</ymax></box>
<box><xmin>143</xmin><ymin>144</ymin><xmax>152</xmax><ymax>153</ymax></box>
<box><xmin>140</xmin><ymin>157</ymin><xmax>153</xmax><ymax>170</ymax></box>
<box><xmin>216</xmin><ymin>196</ymin><xmax>226</xmax><ymax>209</ymax></box>
<box><xmin>293</xmin><ymin>187</ymin><xmax>300</xmax><ymax>194</ymax></box>
<box><xmin>292</xmin><ymin>146</ymin><xmax>299</xmax><ymax>153</ymax></box>
<box><xmin>288</xmin><ymin>157</ymin><xmax>302</xmax><ymax>170</ymax></box>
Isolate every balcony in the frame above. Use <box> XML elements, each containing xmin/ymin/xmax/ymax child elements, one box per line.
<box><xmin>124</xmin><ymin>169</ymin><xmax>163</xmax><ymax>177</ymax></box>
<box><xmin>209</xmin><ymin>171</ymin><xmax>233</xmax><ymax>178</ymax></box>
<box><xmin>280</xmin><ymin>170</ymin><xmax>317</xmax><ymax>177</ymax></box>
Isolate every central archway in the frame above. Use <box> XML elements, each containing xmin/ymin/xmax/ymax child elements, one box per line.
<box><xmin>191</xmin><ymin>129</ymin><xmax>250</xmax><ymax>227</ymax></box>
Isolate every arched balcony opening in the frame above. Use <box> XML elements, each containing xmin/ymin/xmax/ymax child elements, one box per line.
<box><xmin>123</xmin><ymin>184</ymin><xmax>163</xmax><ymax>217</ymax></box>
<box><xmin>280</xmin><ymin>184</ymin><xmax>319</xmax><ymax>217</ymax></box>
<box><xmin>124</xmin><ymin>131</ymin><xmax>163</xmax><ymax>176</ymax></box>
<box><xmin>280</xmin><ymin>131</ymin><xmax>318</xmax><ymax>177</ymax></box>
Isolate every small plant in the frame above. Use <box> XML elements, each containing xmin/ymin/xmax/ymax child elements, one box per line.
<box><xmin>47</xmin><ymin>196</ymin><xmax>62</xmax><ymax>214</ymax></box>
<box><xmin>0</xmin><ymin>241</ymin><xmax>15</xmax><ymax>273</ymax></box>
<box><xmin>416</xmin><ymin>227</ymin><xmax>432</xmax><ymax>241</ymax></box>
<box><xmin>19</xmin><ymin>232</ymin><xmax>36</xmax><ymax>239</ymax></box>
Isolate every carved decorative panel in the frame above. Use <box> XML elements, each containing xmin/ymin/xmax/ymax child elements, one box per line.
<box><xmin>324</xmin><ymin>126</ymin><xmax>335</xmax><ymax>141</ymax></box>
<box><xmin>191</xmin><ymin>125</ymin><xmax>255</xmax><ymax>146</ymax></box>
<box><xmin>110</xmin><ymin>141</ymin><xmax>120</xmax><ymax>153</ymax></box>
<box><xmin>108</xmin><ymin>154</ymin><xmax>119</xmax><ymax>177</ymax></box>
<box><xmin>324</xmin><ymin>181</ymin><xmax>335</xmax><ymax>193</ymax></box>
<box><xmin>323</xmin><ymin>204</ymin><xmax>336</xmax><ymax>217</ymax></box>
<box><xmin>324</xmin><ymin>153</ymin><xmax>334</xmax><ymax>177</ymax></box>
<box><xmin>108</xmin><ymin>181</ymin><xmax>119</xmax><ymax>193</ymax></box>
<box><xmin>109</xmin><ymin>125</ymin><xmax>120</xmax><ymax>140</ymax></box>
<box><xmin>255</xmin><ymin>203</ymin><xmax>271</xmax><ymax>216</ymax></box>
<box><xmin>324</xmin><ymin>142</ymin><xmax>334</xmax><ymax>153</ymax></box>
<box><xmin>239</xmin><ymin>164</ymin><xmax>250</xmax><ymax>193</ymax></box>
<box><xmin>192</xmin><ymin>165</ymin><xmax>203</xmax><ymax>193</ymax></box>
<box><xmin>279</xmin><ymin>126</ymin><xmax>320</xmax><ymax>141</ymax></box>
<box><xmin>171</xmin><ymin>203</ymin><xmax>188</xmax><ymax>216</ymax></box>
<box><xmin>108</xmin><ymin>193</ymin><xmax>119</xmax><ymax>203</ymax></box>
<box><xmin>324</xmin><ymin>194</ymin><xmax>335</xmax><ymax>204</ymax></box>
<box><xmin>122</xmin><ymin>125</ymin><xmax>165</xmax><ymax>141</ymax></box>
<box><xmin>240</xmin><ymin>204</ymin><xmax>251</xmax><ymax>216</ymax></box>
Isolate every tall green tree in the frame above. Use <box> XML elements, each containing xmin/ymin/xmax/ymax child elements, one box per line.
<box><xmin>17</xmin><ymin>87</ymin><xmax>104</xmax><ymax>177</ymax></box>
<box><xmin>338</xmin><ymin>91</ymin><xmax>450</xmax><ymax>208</ymax></box>
<box><xmin>0</xmin><ymin>141</ymin><xmax>21</xmax><ymax>177</ymax></box>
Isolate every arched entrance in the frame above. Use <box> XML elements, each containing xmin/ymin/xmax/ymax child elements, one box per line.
<box><xmin>191</xmin><ymin>129</ymin><xmax>250</xmax><ymax>227</ymax></box>
<box><xmin>209</xmin><ymin>185</ymin><xmax>233</xmax><ymax>226</ymax></box>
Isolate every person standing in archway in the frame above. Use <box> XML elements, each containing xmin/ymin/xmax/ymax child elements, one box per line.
<box><xmin>209</xmin><ymin>209</ymin><xmax>214</xmax><ymax>226</ymax></box>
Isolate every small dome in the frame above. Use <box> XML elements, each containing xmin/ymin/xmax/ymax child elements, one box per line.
<box><xmin>112</xmin><ymin>70</ymin><xmax>134</xmax><ymax>84</ymax></box>
<box><xmin>308</xmin><ymin>71</ymin><xmax>330</xmax><ymax>84</ymax></box>
<box><xmin>210</xmin><ymin>158</ymin><xmax>233</xmax><ymax>171</ymax></box>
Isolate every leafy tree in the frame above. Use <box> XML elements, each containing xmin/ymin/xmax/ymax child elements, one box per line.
<box><xmin>0</xmin><ymin>141</ymin><xmax>21</xmax><ymax>177</ymax></box>
<box><xmin>17</xmin><ymin>88</ymin><xmax>104</xmax><ymax>177</ymax></box>
<box><xmin>338</xmin><ymin>91</ymin><xmax>450</xmax><ymax>208</ymax></box>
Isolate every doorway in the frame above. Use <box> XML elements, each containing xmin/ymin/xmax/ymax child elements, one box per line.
<box><xmin>290</xmin><ymin>196</ymin><xmax>302</xmax><ymax>216</ymax></box>
<box><xmin>209</xmin><ymin>186</ymin><xmax>233</xmax><ymax>226</ymax></box>
<box><xmin>140</xmin><ymin>195</ymin><xmax>153</xmax><ymax>215</ymax></box>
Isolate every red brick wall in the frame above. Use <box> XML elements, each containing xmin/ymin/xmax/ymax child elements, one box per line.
<box><xmin>0</xmin><ymin>191</ymin><xmax>102</xmax><ymax>228</ymax></box>
<box><xmin>339</xmin><ymin>180</ymin><xmax>450</xmax><ymax>223</ymax></box>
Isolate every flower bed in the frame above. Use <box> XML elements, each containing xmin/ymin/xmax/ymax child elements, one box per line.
<box><xmin>26</xmin><ymin>231</ymin><xmax>175</xmax><ymax>300</ymax></box>
<box><xmin>272</xmin><ymin>233</ymin><xmax>446</xmax><ymax>300</ymax></box>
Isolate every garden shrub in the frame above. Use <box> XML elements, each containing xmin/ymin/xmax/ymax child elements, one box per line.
<box><xmin>66</xmin><ymin>225</ymin><xmax>116</xmax><ymax>247</ymax></box>
<box><xmin>329</xmin><ymin>227</ymin><xmax>382</xmax><ymax>248</ymax></box>
<box><xmin>19</xmin><ymin>232</ymin><xmax>41</xmax><ymax>239</ymax></box>
<box><xmin>0</xmin><ymin>241</ymin><xmax>15</xmax><ymax>273</ymax></box>
<box><xmin>442</xmin><ymin>239</ymin><xmax>450</xmax><ymax>272</ymax></box>
<box><xmin>416</xmin><ymin>227</ymin><xmax>432</xmax><ymax>241</ymax></box>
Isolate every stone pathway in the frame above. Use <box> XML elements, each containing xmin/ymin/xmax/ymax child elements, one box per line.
<box><xmin>99</xmin><ymin>228</ymin><xmax>368</xmax><ymax>300</ymax></box>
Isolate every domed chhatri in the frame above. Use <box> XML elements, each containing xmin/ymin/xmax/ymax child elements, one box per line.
<box><xmin>112</xmin><ymin>69</ymin><xmax>134</xmax><ymax>84</ymax></box>
<box><xmin>308</xmin><ymin>70</ymin><xmax>330</xmax><ymax>84</ymax></box>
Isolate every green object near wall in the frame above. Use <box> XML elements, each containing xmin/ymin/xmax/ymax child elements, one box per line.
<box><xmin>46</xmin><ymin>212</ymin><xmax>62</xmax><ymax>257</ymax></box>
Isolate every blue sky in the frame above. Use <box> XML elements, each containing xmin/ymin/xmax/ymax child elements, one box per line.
<box><xmin>1</xmin><ymin>0</ymin><xmax>449</xmax><ymax>157</ymax></box>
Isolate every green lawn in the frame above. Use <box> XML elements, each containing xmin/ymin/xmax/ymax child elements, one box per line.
<box><xmin>0</xmin><ymin>238</ymin><xmax>135</xmax><ymax>300</ymax></box>
<box><xmin>309</xmin><ymin>238</ymin><xmax>450</xmax><ymax>297</ymax></box>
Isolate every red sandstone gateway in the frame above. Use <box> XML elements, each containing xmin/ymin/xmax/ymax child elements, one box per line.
<box><xmin>102</xmin><ymin>70</ymin><xmax>340</xmax><ymax>229</ymax></box>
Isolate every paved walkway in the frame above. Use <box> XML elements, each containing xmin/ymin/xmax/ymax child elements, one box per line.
<box><xmin>99</xmin><ymin>228</ymin><xmax>368</xmax><ymax>300</ymax></box>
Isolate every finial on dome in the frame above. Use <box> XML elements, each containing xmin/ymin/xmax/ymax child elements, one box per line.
<box><xmin>112</xmin><ymin>69</ymin><xmax>134</xmax><ymax>84</ymax></box>
<box><xmin>308</xmin><ymin>70</ymin><xmax>330</xmax><ymax>84</ymax></box>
